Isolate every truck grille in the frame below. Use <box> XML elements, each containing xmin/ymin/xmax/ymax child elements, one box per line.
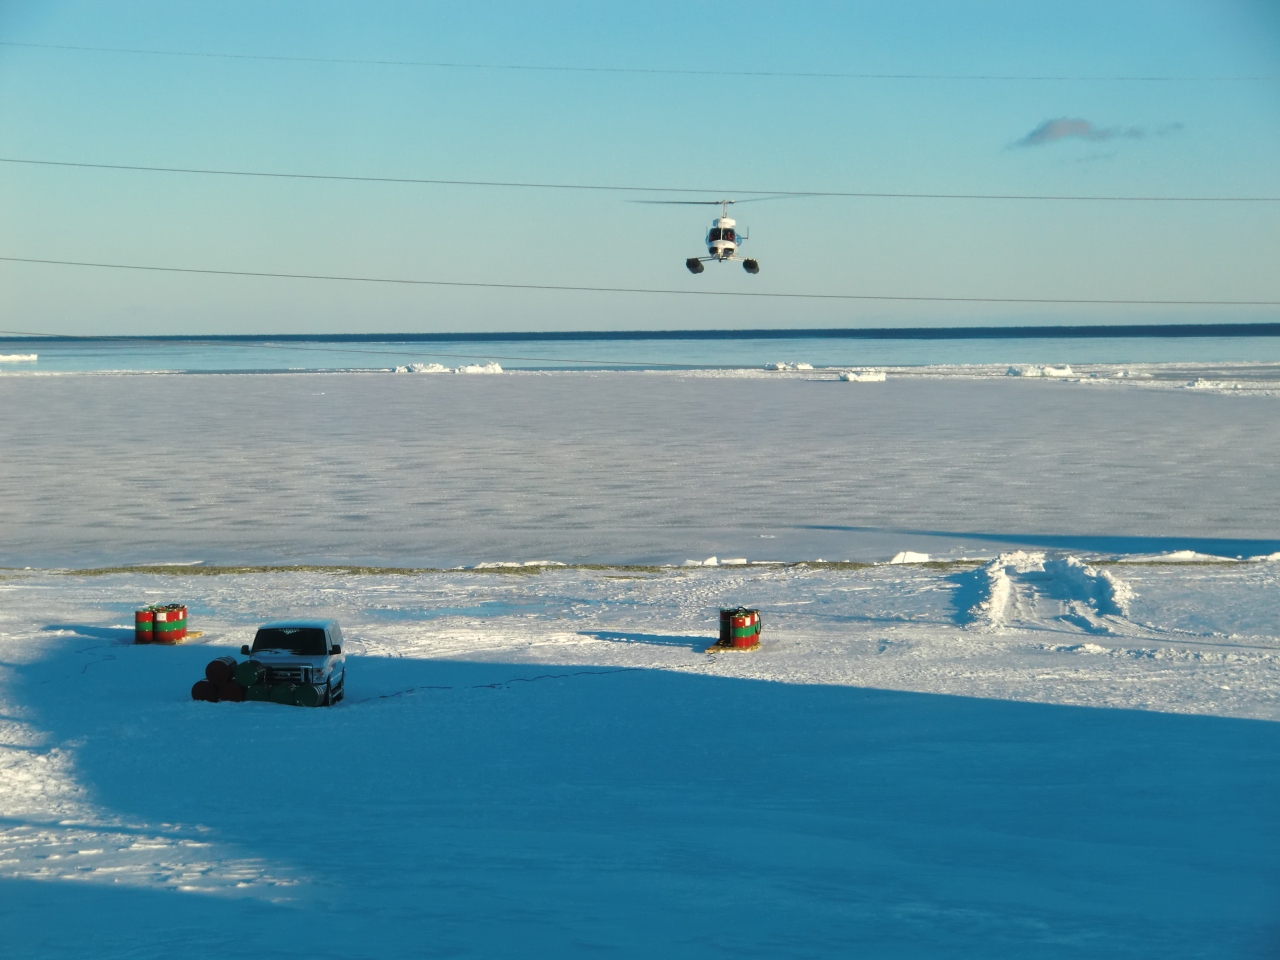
<box><xmin>265</xmin><ymin>665</ymin><xmax>309</xmax><ymax>684</ymax></box>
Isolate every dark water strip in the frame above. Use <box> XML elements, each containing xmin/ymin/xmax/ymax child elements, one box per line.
<box><xmin>5</xmin><ymin>322</ymin><xmax>1280</xmax><ymax>345</ymax></box>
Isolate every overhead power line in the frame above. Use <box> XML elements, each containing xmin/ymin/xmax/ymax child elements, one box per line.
<box><xmin>2</xmin><ymin>255</ymin><xmax>1277</xmax><ymax>307</ymax></box>
<box><xmin>3</xmin><ymin>157</ymin><xmax>1276</xmax><ymax>203</ymax></box>
<box><xmin>0</xmin><ymin>40</ymin><xmax>1271</xmax><ymax>82</ymax></box>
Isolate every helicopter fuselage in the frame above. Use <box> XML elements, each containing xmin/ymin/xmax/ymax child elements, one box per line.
<box><xmin>707</xmin><ymin>216</ymin><xmax>739</xmax><ymax>260</ymax></box>
<box><xmin>682</xmin><ymin>200</ymin><xmax>758</xmax><ymax>274</ymax></box>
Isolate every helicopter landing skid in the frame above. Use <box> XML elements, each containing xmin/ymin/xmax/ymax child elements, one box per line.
<box><xmin>686</xmin><ymin>256</ymin><xmax>759</xmax><ymax>275</ymax></box>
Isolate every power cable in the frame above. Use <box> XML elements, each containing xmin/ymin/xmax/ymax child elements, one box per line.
<box><xmin>0</xmin><ymin>40</ymin><xmax>1271</xmax><ymax>82</ymax></box>
<box><xmin>3</xmin><ymin>157</ymin><xmax>1276</xmax><ymax>203</ymax></box>
<box><xmin>2</xmin><ymin>254</ymin><xmax>1278</xmax><ymax>306</ymax></box>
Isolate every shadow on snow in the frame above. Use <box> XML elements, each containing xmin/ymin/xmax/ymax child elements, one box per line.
<box><xmin>798</xmin><ymin>525</ymin><xmax>1280</xmax><ymax>558</ymax></box>
<box><xmin>581</xmin><ymin>630</ymin><xmax>708</xmax><ymax>650</ymax></box>
<box><xmin>2</xmin><ymin>631</ymin><xmax>1280</xmax><ymax>959</ymax></box>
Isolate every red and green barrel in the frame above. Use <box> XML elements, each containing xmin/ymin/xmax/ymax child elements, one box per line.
<box><xmin>134</xmin><ymin>606</ymin><xmax>158</xmax><ymax>643</ymax></box>
<box><xmin>719</xmin><ymin>607</ymin><xmax>762</xmax><ymax>648</ymax></box>
<box><xmin>152</xmin><ymin>604</ymin><xmax>188</xmax><ymax>643</ymax></box>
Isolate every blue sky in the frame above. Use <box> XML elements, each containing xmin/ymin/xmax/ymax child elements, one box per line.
<box><xmin>1</xmin><ymin>1</ymin><xmax>1278</xmax><ymax>334</ymax></box>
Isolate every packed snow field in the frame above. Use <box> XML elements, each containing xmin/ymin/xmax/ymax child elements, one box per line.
<box><xmin>2</xmin><ymin>371</ymin><xmax>1280</xmax><ymax>957</ymax></box>
<box><xmin>2</xmin><ymin>561</ymin><xmax>1280</xmax><ymax>957</ymax></box>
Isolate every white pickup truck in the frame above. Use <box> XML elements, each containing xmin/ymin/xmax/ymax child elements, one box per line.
<box><xmin>240</xmin><ymin>619</ymin><xmax>347</xmax><ymax>706</ymax></box>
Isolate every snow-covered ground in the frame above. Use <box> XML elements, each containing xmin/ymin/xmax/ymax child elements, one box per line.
<box><xmin>2</xmin><ymin>561</ymin><xmax>1279</xmax><ymax>958</ymax></box>
<box><xmin>2</xmin><ymin>371</ymin><xmax>1280</xmax><ymax>956</ymax></box>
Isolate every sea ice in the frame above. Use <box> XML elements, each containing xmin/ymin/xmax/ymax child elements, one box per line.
<box><xmin>2</xmin><ymin>374</ymin><xmax>1279</xmax><ymax>569</ymax></box>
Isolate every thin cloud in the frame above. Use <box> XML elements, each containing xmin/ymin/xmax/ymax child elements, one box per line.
<box><xmin>1014</xmin><ymin>117</ymin><xmax>1182</xmax><ymax>148</ymax></box>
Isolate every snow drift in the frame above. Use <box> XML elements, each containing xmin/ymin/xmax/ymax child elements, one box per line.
<box><xmin>963</xmin><ymin>552</ymin><xmax>1134</xmax><ymax>630</ymax></box>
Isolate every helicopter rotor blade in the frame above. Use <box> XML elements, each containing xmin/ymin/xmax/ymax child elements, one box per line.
<box><xmin>630</xmin><ymin>194</ymin><xmax>814</xmax><ymax>205</ymax></box>
<box><xmin>631</xmin><ymin>200</ymin><xmax>724</xmax><ymax>205</ymax></box>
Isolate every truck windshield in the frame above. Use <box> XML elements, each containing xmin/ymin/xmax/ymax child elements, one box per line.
<box><xmin>252</xmin><ymin>627</ymin><xmax>328</xmax><ymax>655</ymax></box>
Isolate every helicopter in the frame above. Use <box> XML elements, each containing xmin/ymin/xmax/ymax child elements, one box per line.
<box><xmin>641</xmin><ymin>198</ymin><xmax>760</xmax><ymax>275</ymax></box>
<box><xmin>684</xmin><ymin>200</ymin><xmax>758</xmax><ymax>275</ymax></box>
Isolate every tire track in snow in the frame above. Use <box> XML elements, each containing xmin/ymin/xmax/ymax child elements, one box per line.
<box><xmin>347</xmin><ymin>666</ymin><xmax>645</xmax><ymax>705</ymax></box>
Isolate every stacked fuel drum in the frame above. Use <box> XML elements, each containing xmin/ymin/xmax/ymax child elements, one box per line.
<box><xmin>713</xmin><ymin>607</ymin><xmax>763</xmax><ymax>650</ymax></box>
<box><xmin>135</xmin><ymin>604</ymin><xmax>188</xmax><ymax>643</ymax></box>
<box><xmin>191</xmin><ymin>656</ymin><xmax>328</xmax><ymax>707</ymax></box>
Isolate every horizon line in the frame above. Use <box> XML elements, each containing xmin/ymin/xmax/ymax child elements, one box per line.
<box><xmin>4</xmin><ymin>322</ymin><xmax>1280</xmax><ymax>344</ymax></box>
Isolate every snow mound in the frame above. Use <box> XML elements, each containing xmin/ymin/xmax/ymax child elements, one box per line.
<box><xmin>1043</xmin><ymin>556</ymin><xmax>1134</xmax><ymax>617</ymax></box>
<box><xmin>964</xmin><ymin>553</ymin><xmax>1019</xmax><ymax>627</ymax></box>
<box><xmin>889</xmin><ymin>551</ymin><xmax>931</xmax><ymax>564</ymax></box>
<box><xmin>1047</xmin><ymin>642</ymin><xmax>1111</xmax><ymax>654</ymax></box>
<box><xmin>840</xmin><ymin>370</ymin><xmax>886</xmax><ymax>382</ymax></box>
<box><xmin>1249</xmin><ymin>552</ymin><xmax>1280</xmax><ymax>562</ymax></box>
<box><xmin>765</xmin><ymin>362</ymin><xmax>813</xmax><ymax>371</ymax></box>
<box><xmin>1006</xmin><ymin>365</ymin><xmax>1073</xmax><ymax>378</ymax></box>
<box><xmin>394</xmin><ymin>362</ymin><xmax>503</xmax><ymax>375</ymax></box>
<box><xmin>1183</xmin><ymin>379</ymin><xmax>1241</xmax><ymax>390</ymax></box>
<box><xmin>472</xmin><ymin>560</ymin><xmax>565</xmax><ymax>569</ymax></box>
<box><xmin>1119</xmin><ymin>550</ymin><xmax>1236</xmax><ymax>563</ymax></box>
<box><xmin>964</xmin><ymin>551</ymin><xmax>1133</xmax><ymax>629</ymax></box>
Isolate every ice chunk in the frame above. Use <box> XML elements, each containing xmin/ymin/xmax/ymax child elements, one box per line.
<box><xmin>889</xmin><ymin>551</ymin><xmax>930</xmax><ymax>564</ymax></box>
<box><xmin>0</xmin><ymin>354</ymin><xmax>37</xmax><ymax>362</ymax></box>
<box><xmin>456</xmin><ymin>362</ymin><xmax>503</xmax><ymax>375</ymax></box>
<box><xmin>1006</xmin><ymin>365</ymin><xmax>1073</xmax><ymax>378</ymax></box>
<box><xmin>840</xmin><ymin>370</ymin><xmax>886</xmax><ymax>382</ymax></box>
<box><xmin>395</xmin><ymin>362</ymin><xmax>501</xmax><ymax>374</ymax></box>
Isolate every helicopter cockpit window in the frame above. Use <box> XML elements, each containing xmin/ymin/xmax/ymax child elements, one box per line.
<box><xmin>708</xmin><ymin>227</ymin><xmax>722</xmax><ymax>242</ymax></box>
<box><xmin>722</xmin><ymin>228</ymin><xmax>736</xmax><ymax>242</ymax></box>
